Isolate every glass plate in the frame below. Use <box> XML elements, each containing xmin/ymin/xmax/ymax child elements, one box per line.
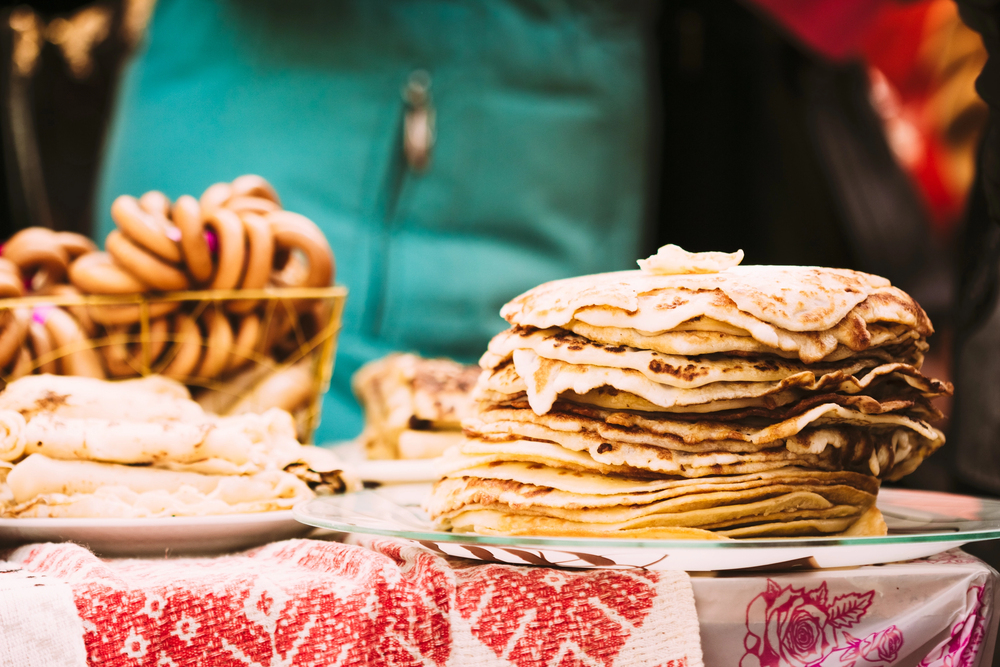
<box><xmin>294</xmin><ymin>486</ymin><xmax>1000</xmax><ymax>571</ymax></box>
<box><xmin>0</xmin><ymin>511</ymin><xmax>312</xmax><ymax>557</ymax></box>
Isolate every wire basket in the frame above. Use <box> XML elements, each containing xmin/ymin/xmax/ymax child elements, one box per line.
<box><xmin>0</xmin><ymin>286</ymin><xmax>347</xmax><ymax>442</ymax></box>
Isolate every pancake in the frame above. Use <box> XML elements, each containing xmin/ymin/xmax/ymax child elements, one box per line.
<box><xmin>425</xmin><ymin>252</ymin><xmax>950</xmax><ymax>540</ymax></box>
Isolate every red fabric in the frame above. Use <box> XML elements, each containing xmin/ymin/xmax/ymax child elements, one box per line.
<box><xmin>744</xmin><ymin>0</ymin><xmax>894</xmax><ymax>61</ymax></box>
<box><xmin>8</xmin><ymin>538</ymin><xmax>698</xmax><ymax>667</ymax></box>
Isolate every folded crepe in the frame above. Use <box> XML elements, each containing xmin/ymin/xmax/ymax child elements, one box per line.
<box><xmin>353</xmin><ymin>353</ymin><xmax>481</xmax><ymax>459</ymax></box>
<box><xmin>425</xmin><ymin>249</ymin><xmax>951</xmax><ymax>539</ymax></box>
<box><xmin>0</xmin><ymin>375</ymin><xmax>355</xmax><ymax>517</ymax></box>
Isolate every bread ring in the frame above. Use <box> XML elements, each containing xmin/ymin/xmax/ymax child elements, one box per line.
<box><xmin>3</xmin><ymin>228</ymin><xmax>70</xmax><ymax>291</ymax></box>
<box><xmin>28</xmin><ymin>317</ymin><xmax>58</xmax><ymax>374</ymax></box>
<box><xmin>161</xmin><ymin>313</ymin><xmax>203</xmax><ymax>380</ymax></box>
<box><xmin>35</xmin><ymin>285</ymin><xmax>98</xmax><ymax>338</ymax></box>
<box><xmin>193</xmin><ymin>307</ymin><xmax>233</xmax><ymax>380</ymax></box>
<box><xmin>54</xmin><ymin>232</ymin><xmax>97</xmax><ymax>259</ymax></box>
<box><xmin>228</xmin><ymin>212</ymin><xmax>274</xmax><ymax>313</ymax></box>
<box><xmin>111</xmin><ymin>195</ymin><xmax>183</xmax><ymax>263</ymax></box>
<box><xmin>86</xmin><ymin>301</ymin><xmax>180</xmax><ymax>327</ymax></box>
<box><xmin>100</xmin><ymin>326</ymin><xmax>136</xmax><ymax>377</ymax></box>
<box><xmin>229</xmin><ymin>174</ymin><xmax>280</xmax><ymax>206</ymax></box>
<box><xmin>228</xmin><ymin>312</ymin><xmax>261</xmax><ymax>372</ymax></box>
<box><xmin>199</xmin><ymin>182</ymin><xmax>232</xmax><ymax>217</ymax></box>
<box><xmin>0</xmin><ymin>259</ymin><xmax>24</xmax><ymax>298</ymax></box>
<box><xmin>173</xmin><ymin>195</ymin><xmax>213</xmax><ymax>284</ymax></box>
<box><xmin>268</xmin><ymin>211</ymin><xmax>334</xmax><ymax>288</ymax></box>
<box><xmin>138</xmin><ymin>190</ymin><xmax>171</xmax><ymax>218</ymax></box>
<box><xmin>106</xmin><ymin>230</ymin><xmax>190</xmax><ymax>291</ymax></box>
<box><xmin>206</xmin><ymin>208</ymin><xmax>246</xmax><ymax>291</ymax></box>
<box><xmin>0</xmin><ymin>308</ymin><xmax>31</xmax><ymax>371</ymax></box>
<box><xmin>6</xmin><ymin>347</ymin><xmax>32</xmax><ymax>381</ymax></box>
<box><xmin>225</xmin><ymin>196</ymin><xmax>280</xmax><ymax>215</ymax></box>
<box><xmin>69</xmin><ymin>251</ymin><xmax>148</xmax><ymax>294</ymax></box>
<box><xmin>137</xmin><ymin>315</ymin><xmax>171</xmax><ymax>368</ymax></box>
<box><xmin>39</xmin><ymin>306</ymin><xmax>105</xmax><ymax>378</ymax></box>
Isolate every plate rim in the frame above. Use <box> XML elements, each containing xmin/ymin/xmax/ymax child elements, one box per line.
<box><xmin>292</xmin><ymin>487</ymin><xmax>1000</xmax><ymax>551</ymax></box>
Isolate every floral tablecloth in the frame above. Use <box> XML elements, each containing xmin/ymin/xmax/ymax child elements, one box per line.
<box><xmin>0</xmin><ymin>538</ymin><xmax>995</xmax><ymax>667</ymax></box>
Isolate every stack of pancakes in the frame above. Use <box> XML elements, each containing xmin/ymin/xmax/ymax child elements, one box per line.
<box><xmin>426</xmin><ymin>251</ymin><xmax>951</xmax><ymax>539</ymax></box>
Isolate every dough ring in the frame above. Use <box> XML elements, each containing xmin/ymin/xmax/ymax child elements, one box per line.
<box><xmin>69</xmin><ymin>252</ymin><xmax>148</xmax><ymax>294</ymax></box>
<box><xmin>106</xmin><ymin>230</ymin><xmax>190</xmax><ymax>292</ymax></box>
<box><xmin>39</xmin><ymin>306</ymin><xmax>105</xmax><ymax>378</ymax></box>
<box><xmin>3</xmin><ymin>228</ymin><xmax>70</xmax><ymax>291</ymax></box>
<box><xmin>268</xmin><ymin>210</ymin><xmax>334</xmax><ymax>288</ymax></box>
<box><xmin>229</xmin><ymin>174</ymin><xmax>280</xmax><ymax>206</ymax></box>
<box><xmin>100</xmin><ymin>326</ymin><xmax>136</xmax><ymax>377</ymax></box>
<box><xmin>228</xmin><ymin>312</ymin><xmax>261</xmax><ymax>372</ymax></box>
<box><xmin>0</xmin><ymin>308</ymin><xmax>31</xmax><ymax>371</ymax></box>
<box><xmin>193</xmin><ymin>307</ymin><xmax>234</xmax><ymax>380</ymax></box>
<box><xmin>27</xmin><ymin>317</ymin><xmax>58</xmax><ymax>374</ymax></box>
<box><xmin>173</xmin><ymin>195</ymin><xmax>213</xmax><ymax>284</ymax></box>
<box><xmin>0</xmin><ymin>259</ymin><xmax>25</xmax><ymax>298</ymax></box>
<box><xmin>199</xmin><ymin>182</ymin><xmax>232</xmax><ymax>217</ymax></box>
<box><xmin>138</xmin><ymin>190</ymin><xmax>172</xmax><ymax>218</ymax></box>
<box><xmin>134</xmin><ymin>315</ymin><xmax>172</xmax><ymax>369</ymax></box>
<box><xmin>6</xmin><ymin>346</ymin><xmax>32</xmax><ymax>381</ymax></box>
<box><xmin>225</xmin><ymin>196</ymin><xmax>280</xmax><ymax>215</ymax></box>
<box><xmin>53</xmin><ymin>232</ymin><xmax>97</xmax><ymax>260</ymax></box>
<box><xmin>228</xmin><ymin>211</ymin><xmax>274</xmax><ymax>313</ymax></box>
<box><xmin>161</xmin><ymin>312</ymin><xmax>203</xmax><ymax>380</ymax></box>
<box><xmin>205</xmin><ymin>208</ymin><xmax>246</xmax><ymax>291</ymax></box>
<box><xmin>111</xmin><ymin>195</ymin><xmax>183</xmax><ymax>264</ymax></box>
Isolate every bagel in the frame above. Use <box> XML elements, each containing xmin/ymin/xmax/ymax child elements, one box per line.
<box><xmin>228</xmin><ymin>212</ymin><xmax>274</xmax><ymax>313</ymax></box>
<box><xmin>53</xmin><ymin>232</ymin><xmax>97</xmax><ymax>259</ymax></box>
<box><xmin>106</xmin><ymin>230</ymin><xmax>190</xmax><ymax>292</ymax></box>
<box><xmin>27</xmin><ymin>317</ymin><xmax>58</xmax><ymax>374</ymax></box>
<box><xmin>39</xmin><ymin>306</ymin><xmax>105</xmax><ymax>378</ymax></box>
<box><xmin>205</xmin><ymin>208</ymin><xmax>246</xmax><ymax>291</ymax></box>
<box><xmin>0</xmin><ymin>309</ymin><xmax>31</xmax><ymax>371</ymax></box>
<box><xmin>100</xmin><ymin>326</ymin><xmax>136</xmax><ymax>377</ymax></box>
<box><xmin>69</xmin><ymin>251</ymin><xmax>148</xmax><ymax>294</ymax></box>
<box><xmin>268</xmin><ymin>210</ymin><xmax>334</xmax><ymax>288</ymax></box>
<box><xmin>160</xmin><ymin>312</ymin><xmax>203</xmax><ymax>380</ymax></box>
<box><xmin>136</xmin><ymin>315</ymin><xmax>171</xmax><ymax>369</ymax></box>
<box><xmin>0</xmin><ymin>259</ymin><xmax>24</xmax><ymax>298</ymax></box>
<box><xmin>3</xmin><ymin>228</ymin><xmax>70</xmax><ymax>291</ymax></box>
<box><xmin>138</xmin><ymin>190</ymin><xmax>171</xmax><ymax>218</ymax></box>
<box><xmin>225</xmin><ymin>196</ymin><xmax>280</xmax><ymax>215</ymax></box>
<box><xmin>199</xmin><ymin>182</ymin><xmax>232</xmax><ymax>217</ymax></box>
<box><xmin>84</xmin><ymin>300</ymin><xmax>181</xmax><ymax>327</ymax></box>
<box><xmin>229</xmin><ymin>174</ymin><xmax>280</xmax><ymax>206</ymax></box>
<box><xmin>110</xmin><ymin>195</ymin><xmax>183</xmax><ymax>263</ymax></box>
<box><xmin>228</xmin><ymin>312</ymin><xmax>261</xmax><ymax>372</ymax></box>
<box><xmin>37</xmin><ymin>284</ymin><xmax>99</xmax><ymax>338</ymax></box>
<box><xmin>6</xmin><ymin>346</ymin><xmax>32</xmax><ymax>381</ymax></box>
<box><xmin>193</xmin><ymin>307</ymin><xmax>234</xmax><ymax>380</ymax></box>
<box><xmin>173</xmin><ymin>195</ymin><xmax>213</xmax><ymax>284</ymax></box>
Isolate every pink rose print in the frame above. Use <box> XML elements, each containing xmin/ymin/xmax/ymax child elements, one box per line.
<box><xmin>918</xmin><ymin>585</ymin><xmax>988</xmax><ymax>667</ymax></box>
<box><xmin>741</xmin><ymin>580</ymin><xmax>894</xmax><ymax>667</ymax></box>
<box><xmin>877</xmin><ymin>626</ymin><xmax>904</xmax><ymax>662</ymax></box>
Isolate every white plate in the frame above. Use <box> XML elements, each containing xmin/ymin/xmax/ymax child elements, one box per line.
<box><xmin>0</xmin><ymin>511</ymin><xmax>313</xmax><ymax>557</ymax></box>
<box><xmin>294</xmin><ymin>486</ymin><xmax>1000</xmax><ymax>571</ymax></box>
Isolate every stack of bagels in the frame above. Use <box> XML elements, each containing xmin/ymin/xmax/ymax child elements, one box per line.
<box><xmin>0</xmin><ymin>176</ymin><xmax>336</xmax><ymax>412</ymax></box>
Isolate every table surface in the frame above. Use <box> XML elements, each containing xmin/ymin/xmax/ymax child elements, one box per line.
<box><xmin>0</xmin><ymin>537</ymin><xmax>995</xmax><ymax>667</ymax></box>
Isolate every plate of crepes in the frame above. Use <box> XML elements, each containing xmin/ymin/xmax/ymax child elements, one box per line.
<box><xmin>0</xmin><ymin>374</ymin><xmax>355</xmax><ymax>556</ymax></box>
<box><xmin>295</xmin><ymin>245</ymin><xmax>989</xmax><ymax>571</ymax></box>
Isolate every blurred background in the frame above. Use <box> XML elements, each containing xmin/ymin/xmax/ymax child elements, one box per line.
<box><xmin>0</xmin><ymin>0</ymin><xmax>988</xmax><ymax>466</ymax></box>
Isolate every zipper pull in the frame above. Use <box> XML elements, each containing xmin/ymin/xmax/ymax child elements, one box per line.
<box><xmin>402</xmin><ymin>70</ymin><xmax>434</xmax><ymax>172</ymax></box>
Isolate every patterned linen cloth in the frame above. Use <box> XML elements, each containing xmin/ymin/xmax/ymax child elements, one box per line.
<box><xmin>3</xmin><ymin>537</ymin><xmax>704</xmax><ymax>667</ymax></box>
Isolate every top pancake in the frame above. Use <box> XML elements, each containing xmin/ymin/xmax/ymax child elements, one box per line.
<box><xmin>500</xmin><ymin>267</ymin><xmax>931</xmax><ymax>360</ymax></box>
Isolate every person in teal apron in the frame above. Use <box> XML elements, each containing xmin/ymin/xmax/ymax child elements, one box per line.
<box><xmin>95</xmin><ymin>0</ymin><xmax>653</xmax><ymax>444</ymax></box>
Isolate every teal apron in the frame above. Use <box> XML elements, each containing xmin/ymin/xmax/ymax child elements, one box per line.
<box><xmin>96</xmin><ymin>0</ymin><xmax>651</xmax><ymax>443</ymax></box>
